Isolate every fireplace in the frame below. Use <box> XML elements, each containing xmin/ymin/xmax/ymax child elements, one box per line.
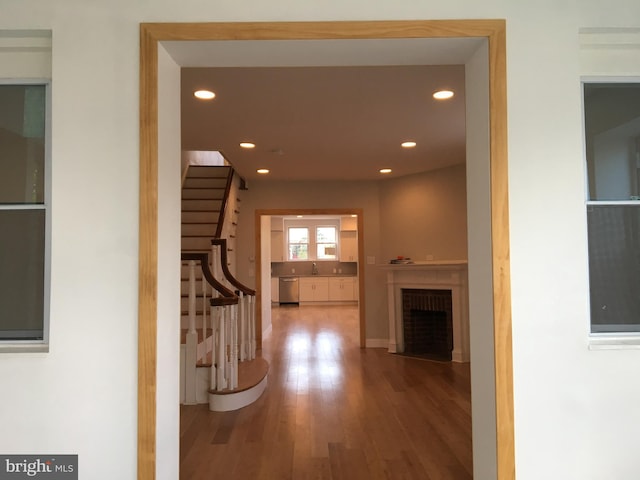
<box><xmin>402</xmin><ymin>289</ymin><xmax>453</xmax><ymax>360</ymax></box>
<box><xmin>381</xmin><ymin>261</ymin><xmax>469</xmax><ymax>363</ymax></box>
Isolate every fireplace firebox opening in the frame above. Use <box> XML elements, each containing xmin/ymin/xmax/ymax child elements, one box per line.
<box><xmin>401</xmin><ymin>288</ymin><xmax>453</xmax><ymax>361</ymax></box>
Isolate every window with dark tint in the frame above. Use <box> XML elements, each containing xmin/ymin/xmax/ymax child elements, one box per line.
<box><xmin>0</xmin><ymin>83</ymin><xmax>48</xmax><ymax>342</ymax></box>
<box><xmin>584</xmin><ymin>82</ymin><xmax>640</xmax><ymax>333</ymax></box>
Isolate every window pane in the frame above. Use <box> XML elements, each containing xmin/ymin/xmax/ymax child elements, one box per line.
<box><xmin>583</xmin><ymin>83</ymin><xmax>640</xmax><ymax>201</ymax></box>
<box><xmin>316</xmin><ymin>227</ymin><xmax>336</xmax><ymax>242</ymax></box>
<box><xmin>0</xmin><ymin>209</ymin><xmax>45</xmax><ymax>339</ymax></box>
<box><xmin>289</xmin><ymin>227</ymin><xmax>308</xmax><ymax>243</ymax></box>
<box><xmin>0</xmin><ymin>85</ymin><xmax>46</xmax><ymax>204</ymax></box>
<box><xmin>317</xmin><ymin>243</ymin><xmax>337</xmax><ymax>259</ymax></box>
<box><xmin>289</xmin><ymin>244</ymin><xmax>308</xmax><ymax>260</ymax></box>
<box><xmin>587</xmin><ymin>205</ymin><xmax>640</xmax><ymax>332</ymax></box>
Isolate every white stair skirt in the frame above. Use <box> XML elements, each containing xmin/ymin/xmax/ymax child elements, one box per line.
<box><xmin>209</xmin><ymin>376</ymin><xmax>268</xmax><ymax>412</ymax></box>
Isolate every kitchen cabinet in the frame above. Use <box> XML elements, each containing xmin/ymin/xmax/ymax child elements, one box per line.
<box><xmin>271</xmin><ymin>230</ymin><xmax>285</xmax><ymax>262</ymax></box>
<box><xmin>329</xmin><ymin>276</ymin><xmax>357</xmax><ymax>302</ymax></box>
<box><xmin>340</xmin><ymin>216</ymin><xmax>357</xmax><ymax>231</ymax></box>
<box><xmin>299</xmin><ymin>277</ymin><xmax>329</xmax><ymax>302</ymax></box>
<box><xmin>340</xmin><ymin>231</ymin><xmax>358</xmax><ymax>262</ymax></box>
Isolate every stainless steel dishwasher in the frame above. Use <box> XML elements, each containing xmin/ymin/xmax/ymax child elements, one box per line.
<box><xmin>279</xmin><ymin>276</ymin><xmax>299</xmax><ymax>304</ymax></box>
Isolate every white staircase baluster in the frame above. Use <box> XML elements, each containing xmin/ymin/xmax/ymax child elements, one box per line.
<box><xmin>201</xmin><ymin>264</ymin><xmax>207</xmax><ymax>363</ymax></box>
<box><xmin>216</xmin><ymin>305</ymin><xmax>226</xmax><ymax>391</ymax></box>
<box><xmin>188</xmin><ymin>261</ymin><xmax>196</xmax><ymax>334</ymax></box>
<box><xmin>209</xmin><ymin>304</ymin><xmax>217</xmax><ymax>391</ymax></box>
<box><xmin>239</xmin><ymin>292</ymin><xmax>246</xmax><ymax>361</ymax></box>
<box><xmin>249</xmin><ymin>294</ymin><xmax>256</xmax><ymax>360</ymax></box>
<box><xmin>230</xmin><ymin>303</ymin><xmax>238</xmax><ymax>389</ymax></box>
<box><xmin>185</xmin><ymin>260</ymin><xmax>198</xmax><ymax>404</ymax></box>
<box><xmin>224</xmin><ymin>306</ymin><xmax>232</xmax><ymax>388</ymax></box>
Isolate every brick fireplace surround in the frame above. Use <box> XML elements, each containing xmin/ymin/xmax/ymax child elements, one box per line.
<box><xmin>381</xmin><ymin>261</ymin><xmax>470</xmax><ymax>363</ymax></box>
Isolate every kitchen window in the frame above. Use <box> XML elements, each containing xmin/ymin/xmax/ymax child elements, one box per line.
<box><xmin>0</xmin><ymin>81</ymin><xmax>51</xmax><ymax>351</ymax></box>
<box><xmin>286</xmin><ymin>221</ymin><xmax>339</xmax><ymax>261</ymax></box>
<box><xmin>288</xmin><ymin>227</ymin><xmax>309</xmax><ymax>260</ymax></box>
<box><xmin>583</xmin><ymin>80</ymin><xmax>640</xmax><ymax>334</ymax></box>
<box><xmin>316</xmin><ymin>226</ymin><xmax>337</xmax><ymax>260</ymax></box>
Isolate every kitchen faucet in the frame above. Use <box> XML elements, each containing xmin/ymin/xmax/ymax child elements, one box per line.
<box><xmin>312</xmin><ymin>262</ymin><xmax>318</xmax><ymax>275</ymax></box>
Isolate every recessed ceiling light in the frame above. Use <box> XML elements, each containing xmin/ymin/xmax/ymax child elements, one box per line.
<box><xmin>379</xmin><ymin>168</ymin><xmax>392</xmax><ymax>174</ymax></box>
<box><xmin>256</xmin><ymin>168</ymin><xmax>269</xmax><ymax>174</ymax></box>
<box><xmin>240</xmin><ymin>142</ymin><xmax>256</xmax><ymax>149</ymax></box>
<box><xmin>433</xmin><ymin>90</ymin><xmax>454</xmax><ymax>100</ymax></box>
<box><xmin>401</xmin><ymin>141</ymin><xmax>417</xmax><ymax>148</ymax></box>
<box><xmin>194</xmin><ymin>90</ymin><xmax>215</xmax><ymax>100</ymax></box>
<box><xmin>297</xmin><ymin>215</ymin><xmax>303</xmax><ymax>218</ymax></box>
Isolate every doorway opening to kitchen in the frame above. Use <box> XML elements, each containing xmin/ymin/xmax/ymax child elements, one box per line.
<box><xmin>256</xmin><ymin>208</ymin><xmax>365</xmax><ymax>347</ymax></box>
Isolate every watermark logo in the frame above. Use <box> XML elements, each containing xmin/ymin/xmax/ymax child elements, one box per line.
<box><xmin>0</xmin><ymin>456</ymin><xmax>77</xmax><ymax>479</ymax></box>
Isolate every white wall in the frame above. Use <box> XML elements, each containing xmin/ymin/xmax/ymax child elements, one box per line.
<box><xmin>2</xmin><ymin>2</ymin><xmax>640</xmax><ymax>480</ymax></box>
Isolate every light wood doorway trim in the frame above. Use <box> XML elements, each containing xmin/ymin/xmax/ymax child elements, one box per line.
<box><xmin>139</xmin><ymin>20</ymin><xmax>513</xmax><ymax>480</ymax></box>
<box><xmin>255</xmin><ymin>208</ymin><xmax>366</xmax><ymax>348</ymax></box>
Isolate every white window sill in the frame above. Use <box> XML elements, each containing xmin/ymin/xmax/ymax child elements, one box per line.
<box><xmin>588</xmin><ymin>334</ymin><xmax>640</xmax><ymax>350</ymax></box>
<box><xmin>0</xmin><ymin>342</ymin><xmax>49</xmax><ymax>354</ymax></box>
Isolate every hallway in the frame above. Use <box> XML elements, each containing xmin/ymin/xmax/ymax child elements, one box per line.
<box><xmin>180</xmin><ymin>305</ymin><xmax>472</xmax><ymax>479</ymax></box>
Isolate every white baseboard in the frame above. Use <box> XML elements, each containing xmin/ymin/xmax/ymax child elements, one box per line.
<box><xmin>365</xmin><ymin>338</ymin><xmax>389</xmax><ymax>349</ymax></box>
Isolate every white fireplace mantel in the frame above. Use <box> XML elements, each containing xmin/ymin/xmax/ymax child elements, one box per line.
<box><xmin>380</xmin><ymin>261</ymin><xmax>470</xmax><ymax>363</ymax></box>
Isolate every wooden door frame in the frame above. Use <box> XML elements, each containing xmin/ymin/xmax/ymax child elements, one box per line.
<box><xmin>139</xmin><ymin>20</ymin><xmax>513</xmax><ymax>479</ymax></box>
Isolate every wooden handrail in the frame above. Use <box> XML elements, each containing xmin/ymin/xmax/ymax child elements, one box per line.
<box><xmin>181</xmin><ymin>252</ymin><xmax>238</xmax><ymax>306</ymax></box>
<box><xmin>214</xmin><ymin>168</ymin><xmax>235</xmax><ymax>239</ymax></box>
<box><xmin>211</xmin><ymin>238</ymin><xmax>256</xmax><ymax>296</ymax></box>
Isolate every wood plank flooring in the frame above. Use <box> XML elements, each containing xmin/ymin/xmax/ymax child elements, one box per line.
<box><xmin>180</xmin><ymin>305</ymin><xmax>472</xmax><ymax>479</ymax></box>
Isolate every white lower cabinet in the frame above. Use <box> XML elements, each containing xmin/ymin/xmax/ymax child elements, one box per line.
<box><xmin>298</xmin><ymin>276</ymin><xmax>357</xmax><ymax>303</ymax></box>
<box><xmin>328</xmin><ymin>276</ymin><xmax>357</xmax><ymax>301</ymax></box>
<box><xmin>299</xmin><ymin>277</ymin><xmax>329</xmax><ymax>302</ymax></box>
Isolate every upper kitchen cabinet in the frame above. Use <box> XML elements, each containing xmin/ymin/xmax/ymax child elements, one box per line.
<box><xmin>271</xmin><ymin>216</ymin><xmax>285</xmax><ymax>262</ymax></box>
<box><xmin>340</xmin><ymin>216</ymin><xmax>357</xmax><ymax>231</ymax></box>
<box><xmin>340</xmin><ymin>216</ymin><xmax>358</xmax><ymax>262</ymax></box>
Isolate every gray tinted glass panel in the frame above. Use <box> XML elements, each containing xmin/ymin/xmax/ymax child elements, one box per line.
<box><xmin>0</xmin><ymin>85</ymin><xmax>46</xmax><ymax>204</ymax></box>
<box><xmin>584</xmin><ymin>83</ymin><xmax>640</xmax><ymax>201</ymax></box>
<box><xmin>588</xmin><ymin>205</ymin><xmax>640</xmax><ymax>332</ymax></box>
<box><xmin>0</xmin><ymin>209</ymin><xmax>45</xmax><ymax>339</ymax></box>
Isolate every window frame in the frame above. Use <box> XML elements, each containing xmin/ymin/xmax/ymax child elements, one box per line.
<box><xmin>0</xmin><ymin>79</ymin><xmax>51</xmax><ymax>352</ymax></box>
<box><xmin>287</xmin><ymin>226</ymin><xmax>309</xmax><ymax>261</ymax></box>
<box><xmin>582</xmin><ymin>76</ymin><xmax>640</xmax><ymax>340</ymax></box>
<box><xmin>285</xmin><ymin>219</ymin><xmax>340</xmax><ymax>262</ymax></box>
<box><xmin>315</xmin><ymin>225</ymin><xmax>338</xmax><ymax>260</ymax></box>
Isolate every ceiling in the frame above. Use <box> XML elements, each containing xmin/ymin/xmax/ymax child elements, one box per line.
<box><xmin>166</xmin><ymin>38</ymin><xmax>482</xmax><ymax>182</ymax></box>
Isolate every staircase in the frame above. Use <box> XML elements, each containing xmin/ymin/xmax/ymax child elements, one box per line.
<box><xmin>181</xmin><ymin>165</ymin><xmax>229</xmax><ymax>253</ymax></box>
<box><xmin>180</xmin><ymin>161</ymin><xmax>268</xmax><ymax>411</ymax></box>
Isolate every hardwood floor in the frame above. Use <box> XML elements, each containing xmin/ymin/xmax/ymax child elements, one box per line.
<box><xmin>180</xmin><ymin>305</ymin><xmax>472</xmax><ymax>479</ymax></box>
